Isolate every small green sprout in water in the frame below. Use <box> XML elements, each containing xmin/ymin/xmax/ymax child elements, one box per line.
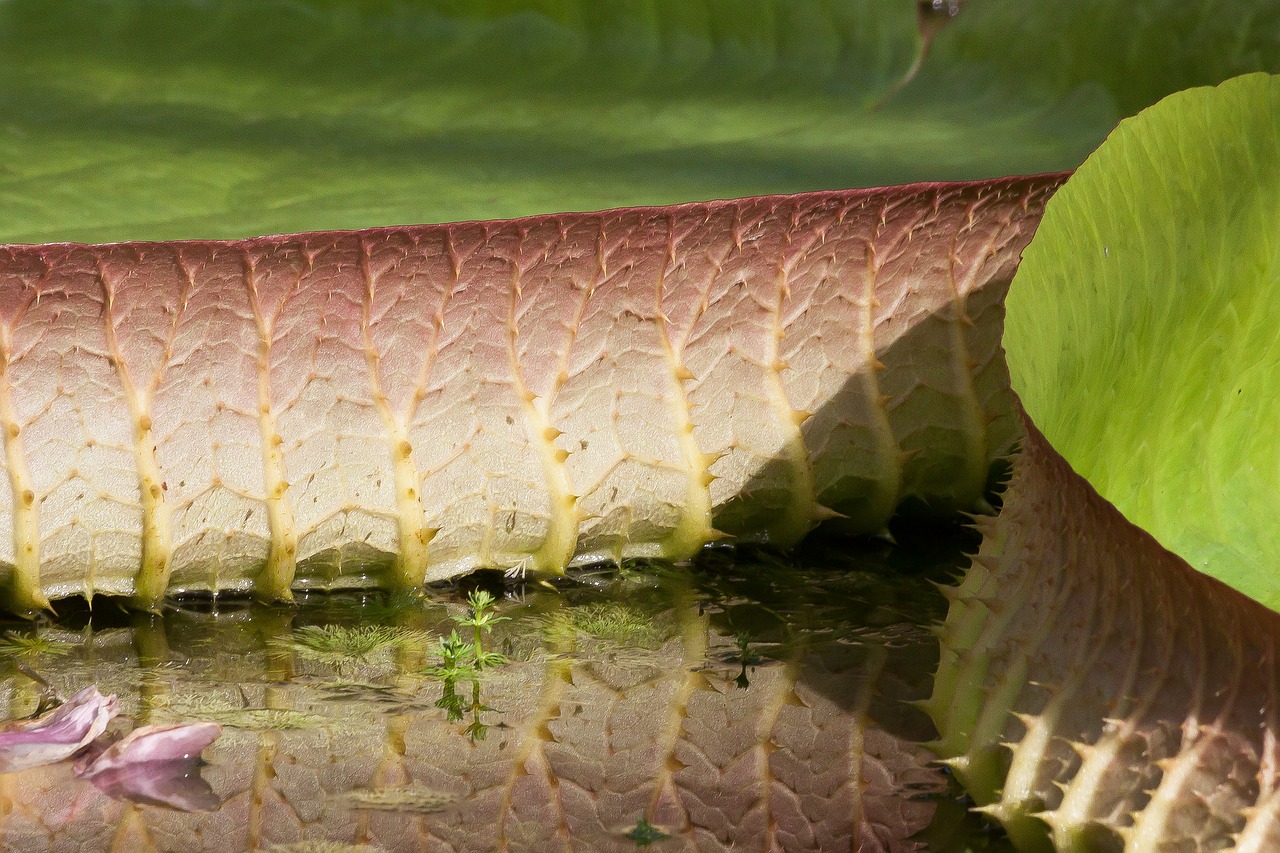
<box><xmin>0</xmin><ymin>630</ymin><xmax>71</xmax><ymax>658</ymax></box>
<box><xmin>427</xmin><ymin>630</ymin><xmax>475</xmax><ymax>724</ymax></box>
<box><xmin>451</xmin><ymin>589</ymin><xmax>509</xmax><ymax>670</ymax></box>
<box><xmin>624</xmin><ymin>817</ymin><xmax>669</xmax><ymax>847</ymax></box>
<box><xmin>425</xmin><ymin>626</ymin><xmax>501</xmax><ymax>740</ymax></box>
<box><xmin>425</xmin><ymin>629</ymin><xmax>477</xmax><ymax>681</ymax></box>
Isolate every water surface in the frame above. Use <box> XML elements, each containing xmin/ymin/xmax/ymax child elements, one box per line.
<box><xmin>0</xmin><ymin>529</ymin><xmax>1008</xmax><ymax>852</ymax></box>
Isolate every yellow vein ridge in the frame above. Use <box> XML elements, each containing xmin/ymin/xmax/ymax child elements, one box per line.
<box><xmin>243</xmin><ymin>252</ymin><xmax>298</xmax><ymax>602</ymax></box>
<box><xmin>654</xmin><ymin>217</ymin><xmax>721</xmax><ymax>559</ymax></box>
<box><xmin>359</xmin><ymin>237</ymin><xmax>433</xmax><ymax>589</ymax></box>
<box><xmin>0</xmin><ymin>295</ymin><xmax>43</xmax><ymax>613</ymax></box>
<box><xmin>505</xmin><ymin>228</ymin><xmax>579</xmax><ymax>576</ymax></box>
<box><xmin>96</xmin><ymin>258</ymin><xmax>177</xmax><ymax>611</ymax></box>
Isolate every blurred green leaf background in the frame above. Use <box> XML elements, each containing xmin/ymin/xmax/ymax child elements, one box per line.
<box><xmin>0</xmin><ymin>0</ymin><xmax>1276</xmax><ymax>243</ymax></box>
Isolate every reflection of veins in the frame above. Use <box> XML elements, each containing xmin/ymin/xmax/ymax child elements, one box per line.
<box><xmin>645</xmin><ymin>608</ymin><xmax>709</xmax><ymax>838</ymax></box>
<box><xmin>496</xmin><ymin>636</ymin><xmax>575</xmax><ymax>852</ymax></box>
<box><xmin>846</xmin><ymin>645</ymin><xmax>887</xmax><ymax>839</ymax></box>
<box><xmin>753</xmin><ymin>649</ymin><xmax>803</xmax><ymax>851</ymax></box>
<box><xmin>246</xmin><ymin>689</ymin><xmax>304</xmax><ymax>849</ymax></box>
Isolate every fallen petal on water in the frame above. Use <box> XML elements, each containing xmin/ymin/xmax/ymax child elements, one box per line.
<box><xmin>74</xmin><ymin>722</ymin><xmax>223</xmax><ymax>812</ymax></box>
<box><xmin>0</xmin><ymin>686</ymin><xmax>118</xmax><ymax>774</ymax></box>
<box><xmin>75</xmin><ymin>721</ymin><xmax>222</xmax><ymax>779</ymax></box>
<box><xmin>84</xmin><ymin>757</ymin><xmax>222</xmax><ymax>811</ymax></box>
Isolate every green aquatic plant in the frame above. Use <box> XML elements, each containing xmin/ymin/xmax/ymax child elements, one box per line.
<box><xmin>271</xmin><ymin>625</ymin><xmax>430</xmax><ymax>682</ymax></box>
<box><xmin>732</xmin><ymin>632</ymin><xmax>761</xmax><ymax>691</ymax></box>
<box><xmin>425</xmin><ymin>627</ymin><xmax>501</xmax><ymax>739</ymax></box>
<box><xmin>0</xmin><ymin>631</ymin><xmax>71</xmax><ymax>658</ymax></box>
<box><xmin>451</xmin><ymin>590</ymin><xmax>509</xmax><ymax>671</ymax></box>
<box><xmin>569</xmin><ymin>602</ymin><xmax>669</xmax><ymax>648</ymax></box>
<box><xmin>275</xmin><ymin>625</ymin><xmax>429</xmax><ymax>665</ymax></box>
<box><xmin>424</xmin><ymin>630</ymin><xmax>476</xmax><ymax>682</ymax></box>
<box><xmin>624</xmin><ymin>817</ymin><xmax>670</xmax><ymax>847</ymax></box>
<box><xmin>341</xmin><ymin>784</ymin><xmax>458</xmax><ymax>815</ymax></box>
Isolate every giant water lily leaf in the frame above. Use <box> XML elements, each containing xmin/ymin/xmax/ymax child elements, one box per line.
<box><xmin>2</xmin><ymin>0</ymin><xmax>1276</xmax><ymax>245</ymax></box>
<box><xmin>929</xmin><ymin>419</ymin><xmax>1280</xmax><ymax>853</ymax></box>
<box><xmin>925</xmin><ymin>73</ymin><xmax>1280</xmax><ymax>852</ymax></box>
<box><xmin>931</xmin><ymin>0</ymin><xmax>1280</xmax><ymax>115</ymax></box>
<box><xmin>1006</xmin><ymin>72</ymin><xmax>1280</xmax><ymax>608</ymax></box>
<box><xmin>0</xmin><ymin>175</ymin><xmax>1059</xmax><ymax>613</ymax></box>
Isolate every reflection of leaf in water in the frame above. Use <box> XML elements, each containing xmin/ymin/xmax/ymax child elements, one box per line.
<box><xmin>342</xmin><ymin>784</ymin><xmax>458</xmax><ymax>815</ymax></box>
<box><xmin>357</xmin><ymin>591</ymin><xmax>428</xmax><ymax>622</ymax></box>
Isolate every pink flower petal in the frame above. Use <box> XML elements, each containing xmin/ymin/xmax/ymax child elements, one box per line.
<box><xmin>75</xmin><ymin>722</ymin><xmax>222</xmax><ymax>780</ymax></box>
<box><xmin>73</xmin><ymin>722</ymin><xmax>223</xmax><ymax>812</ymax></box>
<box><xmin>0</xmin><ymin>686</ymin><xmax>118</xmax><ymax>774</ymax></box>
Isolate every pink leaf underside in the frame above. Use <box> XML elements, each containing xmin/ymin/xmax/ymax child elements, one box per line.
<box><xmin>0</xmin><ymin>686</ymin><xmax>117</xmax><ymax>773</ymax></box>
<box><xmin>0</xmin><ymin>174</ymin><xmax>1067</xmax><ymax>608</ymax></box>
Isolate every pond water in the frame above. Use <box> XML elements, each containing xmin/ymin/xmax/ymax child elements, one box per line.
<box><xmin>0</xmin><ymin>526</ymin><xmax>1008</xmax><ymax>852</ymax></box>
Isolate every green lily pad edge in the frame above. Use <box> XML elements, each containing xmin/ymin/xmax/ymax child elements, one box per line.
<box><xmin>1007</xmin><ymin>72</ymin><xmax>1280</xmax><ymax>609</ymax></box>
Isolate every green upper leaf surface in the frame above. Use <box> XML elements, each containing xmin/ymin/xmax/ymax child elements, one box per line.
<box><xmin>1007</xmin><ymin>72</ymin><xmax>1280</xmax><ymax>607</ymax></box>
<box><xmin>3</xmin><ymin>0</ymin><xmax>1276</xmax><ymax>244</ymax></box>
